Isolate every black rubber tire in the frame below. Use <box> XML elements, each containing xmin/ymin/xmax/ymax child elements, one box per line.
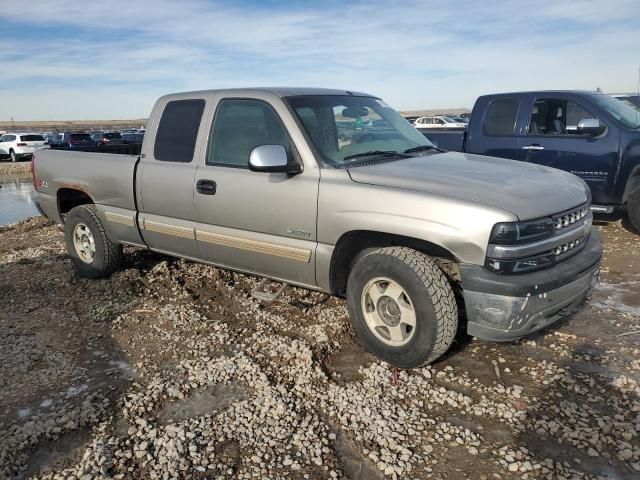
<box><xmin>346</xmin><ymin>246</ymin><xmax>458</xmax><ymax>368</ymax></box>
<box><xmin>628</xmin><ymin>187</ymin><xmax>640</xmax><ymax>234</ymax></box>
<box><xmin>64</xmin><ymin>204</ymin><xmax>123</xmax><ymax>278</ymax></box>
<box><xmin>10</xmin><ymin>150</ymin><xmax>16</xmax><ymax>162</ymax></box>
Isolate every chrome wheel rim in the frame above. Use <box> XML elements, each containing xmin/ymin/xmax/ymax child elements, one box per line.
<box><xmin>361</xmin><ymin>277</ymin><xmax>416</xmax><ymax>347</ymax></box>
<box><xmin>73</xmin><ymin>223</ymin><xmax>96</xmax><ymax>264</ymax></box>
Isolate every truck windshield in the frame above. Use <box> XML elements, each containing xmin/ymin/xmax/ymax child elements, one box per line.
<box><xmin>286</xmin><ymin>95</ymin><xmax>434</xmax><ymax>166</ymax></box>
<box><xmin>589</xmin><ymin>94</ymin><xmax>640</xmax><ymax>129</ymax></box>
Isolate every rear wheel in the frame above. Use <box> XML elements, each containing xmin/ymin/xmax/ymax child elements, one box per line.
<box><xmin>64</xmin><ymin>204</ymin><xmax>123</xmax><ymax>278</ymax></box>
<box><xmin>10</xmin><ymin>149</ymin><xmax>16</xmax><ymax>162</ymax></box>
<box><xmin>346</xmin><ymin>246</ymin><xmax>458</xmax><ymax>368</ymax></box>
<box><xmin>628</xmin><ymin>187</ymin><xmax>640</xmax><ymax>233</ymax></box>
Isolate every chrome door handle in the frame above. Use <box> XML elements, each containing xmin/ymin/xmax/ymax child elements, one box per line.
<box><xmin>521</xmin><ymin>145</ymin><xmax>545</xmax><ymax>151</ymax></box>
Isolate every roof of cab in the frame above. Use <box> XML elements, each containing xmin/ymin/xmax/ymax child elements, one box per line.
<box><xmin>159</xmin><ymin>87</ymin><xmax>375</xmax><ymax>100</ymax></box>
<box><xmin>478</xmin><ymin>90</ymin><xmax>599</xmax><ymax>98</ymax></box>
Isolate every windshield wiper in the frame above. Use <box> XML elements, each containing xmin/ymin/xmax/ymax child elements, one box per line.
<box><xmin>343</xmin><ymin>150</ymin><xmax>409</xmax><ymax>161</ymax></box>
<box><xmin>403</xmin><ymin>145</ymin><xmax>436</xmax><ymax>154</ymax></box>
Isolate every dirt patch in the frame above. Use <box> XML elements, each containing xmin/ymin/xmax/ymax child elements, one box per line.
<box><xmin>0</xmin><ymin>216</ymin><xmax>639</xmax><ymax>479</ymax></box>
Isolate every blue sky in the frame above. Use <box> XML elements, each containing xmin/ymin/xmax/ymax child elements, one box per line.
<box><xmin>0</xmin><ymin>0</ymin><xmax>638</xmax><ymax>120</ymax></box>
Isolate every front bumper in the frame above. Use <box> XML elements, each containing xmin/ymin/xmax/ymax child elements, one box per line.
<box><xmin>461</xmin><ymin>229</ymin><xmax>602</xmax><ymax>341</ymax></box>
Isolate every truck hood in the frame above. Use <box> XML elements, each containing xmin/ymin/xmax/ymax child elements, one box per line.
<box><xmin>346</xmin><ymin>152</ymin><xmax>589</xmax><ymax>220</ymax></box>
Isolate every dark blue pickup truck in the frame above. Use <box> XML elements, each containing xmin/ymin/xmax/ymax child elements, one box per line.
<box><xmin>421</xmin><ymin>91</ymin><xmax>640</xmax><ymax>231</ymax></box>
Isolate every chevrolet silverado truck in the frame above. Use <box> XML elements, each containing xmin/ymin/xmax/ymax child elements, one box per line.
<box><xmin>32</xmin><ymin>88</ymin><xmax>602</xmax><ymax>368</ymax></box>
<box><xmin>421</xmin><ymin>91</ymin><xmax>640</xmax><ymax>231</ymax></box>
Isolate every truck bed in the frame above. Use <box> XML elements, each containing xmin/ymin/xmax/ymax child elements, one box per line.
<box><xmin>419</xmin><ymin>129</ymin><xmax>466</xmax><ymax>151</ymax></box>
<box><xmin>34</xmin><ymin>148</ymin><xmax>140</xmax><ymax>216</ymax></box>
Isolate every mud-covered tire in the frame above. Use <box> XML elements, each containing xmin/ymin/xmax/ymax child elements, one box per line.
<box><xmin>628</xmin><ymin>187</ymin><xmax>640</xmax><ymax>234</ymax></box>
<box><xmin>64</xmin><ymin>204</ymin><xmax>123</xmax><ymax>278</ymax></box>
<box><xmin>346</xmin><ymin>246</ymin><xmax>458</xmax><ymax>368</ymax></box>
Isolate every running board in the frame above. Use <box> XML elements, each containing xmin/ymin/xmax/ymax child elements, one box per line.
<box><xmin>251</xmin><ymin>278</ymin><xmax>288</xmax><ymax>305</ymax></box>
<box><xmin>590</xmin><ymin>205</ymin><xmax>614</xmax><ymax>214</ymax></box>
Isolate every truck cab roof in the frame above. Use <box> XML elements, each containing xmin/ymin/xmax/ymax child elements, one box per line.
<box><xmin>158</xmin><ymin>87</ymin><xmax>374</xmax><ymax>102</ymax></box>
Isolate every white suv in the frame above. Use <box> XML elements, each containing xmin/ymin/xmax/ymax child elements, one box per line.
<box><xmin>0</xmin><ymin>133</ymin><xmax>48</xmax><ymax>162</ymax></box>
<box><xmin>414</xmin><ymin>116</ymin><xmax>467</xmax><ymax>129</ymax></box>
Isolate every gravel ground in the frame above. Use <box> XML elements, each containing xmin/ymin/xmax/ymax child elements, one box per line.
<box><xmin>0</xmin><ymin>215</ymin><xmax>639</xmax><ymax>480</ymax></box>
<box><xmin>0</xmin><ymin>162</ymin><xmax>31</xmax><ymax>178</ymax></box>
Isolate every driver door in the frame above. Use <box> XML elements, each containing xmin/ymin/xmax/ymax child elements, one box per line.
<box><xmin>520</xmin><ymin>96</ymin><xmax>618</xmax><ymax>203</ymax></box>
<box><xmin>194</xmin><ymin>96</ymin><xmax>320</xmax><ymax>287</ymax></box>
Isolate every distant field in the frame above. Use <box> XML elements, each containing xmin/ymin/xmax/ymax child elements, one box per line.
<box><xmin>0</xmin><ymin>119</ymin><xmax>147</xmax><ymax>132</ymax></box>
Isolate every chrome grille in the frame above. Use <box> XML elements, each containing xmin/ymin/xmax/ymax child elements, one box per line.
<box><xmin>554</xmin><ymin>205</ymin><xmax>589</xmax><ymax>230</ymax></box>
<box><xmin>554</xmin><ymin>236</ymin><xmax>585</xmax><ymax>256</ymax></box>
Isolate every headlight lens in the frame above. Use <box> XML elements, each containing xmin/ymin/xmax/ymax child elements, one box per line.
<box><xmin>490</xmin><ymin>218</ymin><xmax>554</xmax><ymax>244</ymax></box>
<box><xmin>485</xmin><ymin>252</ymin><xmax>555</xmax><ymax>274</ymax></box>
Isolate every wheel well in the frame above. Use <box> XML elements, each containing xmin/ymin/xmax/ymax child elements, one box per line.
<box><xmin>57</xmin><ymin>188</ymin><xmax>94</xmax><ymax>220</ymax></box>
<box><xmin>329</xmin><ymin>230</ymin><xmax>458</xmax><ymax>296</ymax></box>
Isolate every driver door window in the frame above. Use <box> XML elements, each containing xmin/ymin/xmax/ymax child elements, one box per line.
<box><xmin>528</xmin><ymin>99</ymin><xmax>597</xmax><ymax>135</ymax></box>
<box><xmin>207</xmin><ymin>99</ymin><xmax>291</xmax><ymax>168</ymax></box>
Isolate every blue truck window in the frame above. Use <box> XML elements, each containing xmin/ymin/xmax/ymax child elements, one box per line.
<box><xmin>483</xmin><ymin>98</ymin><xmax>519</xmax><ymax>136</ymax></box>
<box><xmin>528</xmin><ymin>99</ymin><xmax>596</xmax><ymax>135</ymax></box>
<box><xmin>154</xmin><ymin>99</ymin><xmax>205</xmax><ymax>163</ymax></box>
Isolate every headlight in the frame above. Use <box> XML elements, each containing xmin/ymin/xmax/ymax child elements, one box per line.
<box><xmin>490</xmin><ymin>218</ymin><xmax>554</xmax><ymax>244</ymax></box>
<box><xmin>485</xmin><ymin>252</ymin><xmax>555</xmax><ymax>274</ymax></box>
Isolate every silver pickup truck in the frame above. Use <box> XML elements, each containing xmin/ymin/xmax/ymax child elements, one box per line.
<box><xmin>33</xmin><ymin>88</ymin><xmax>602</xmax><ymax>368</ymax></box>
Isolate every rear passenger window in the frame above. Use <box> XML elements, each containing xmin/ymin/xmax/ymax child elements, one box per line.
<box><xmin>483</xmin><ymin>98</ymin><xmax>519</xmax><ymax>136</ymax></box>
<box><xmin>154</xmin><ymin>99</ymin><xmax>205</xmax><ymax>162</ymax></box>
<box><xmin>207</xmin><ymin>99</ymin><xmax>291</xmax><ymax>167</ymax></box>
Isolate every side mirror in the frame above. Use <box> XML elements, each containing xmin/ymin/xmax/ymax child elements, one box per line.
<box><xmin>577</xmin><ymin>118</ymin><xmax>605</xmax><ymax>136</ymax></box>
<box><xmin>249</xmin><ymin>145</ymin><xmax>301</xmax><ymax>174</ymax></box>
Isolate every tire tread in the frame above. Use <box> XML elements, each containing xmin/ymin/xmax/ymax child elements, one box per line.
<box><xmin>364</xmin><ymin>246</ymin><xmax>458</xmax><ymax>366</ymax></box>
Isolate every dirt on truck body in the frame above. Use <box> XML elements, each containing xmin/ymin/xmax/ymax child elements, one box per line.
<box><xmin>0</xmin><ymin>215</ymin><xmax>638</xmax><ymax>480</ymax></box>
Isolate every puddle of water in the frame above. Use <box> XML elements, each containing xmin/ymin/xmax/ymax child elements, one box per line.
<box><xmin>158</xmin><ymin>383</ymin><xmax>248</xmax><ymax>424</ymax></box>
<box><xmin>0</xmin><ymin>179</ymin><xmax>39</xmax><ymax>226</ymax></box>
<box><xmin>592</xmin><ymin>281</ymin><xmax>640</xmax><ymax>317</ymax></box>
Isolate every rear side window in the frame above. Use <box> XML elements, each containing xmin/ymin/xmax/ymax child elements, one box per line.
<box><xmin>154</xmin><ymin>99</ymin><xmax>205</xmax><ymax>162</ymax></box>
<box><xmin>20</xmin><ymin>135</ymin><xmax>44</xmax><ymax>141</ymax></box>
<box><xmin>483</xmin><ymin>98</ymin><xmax>519</xmax><ymax>136</ymax></box>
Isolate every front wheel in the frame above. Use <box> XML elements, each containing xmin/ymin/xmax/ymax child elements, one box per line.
<box><xmin>346</xmin><ymin>246</ymin><xmax>458</xmax><ymax>368</ymax></box>
<box><xmin>64</xmin><ymin>205</ymin><xmax>123</xmax><ymax>278</ymax></box>
<box><xmin>628</xmin><ymin>187</ymin><xmax>640</xmax><ymax>234</ymax></box>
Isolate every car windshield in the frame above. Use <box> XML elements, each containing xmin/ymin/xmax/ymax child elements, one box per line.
<box><xmin>441</xmin><ymin>117</ymin><xmax>457</xmax><ymax>124</ymax></box>
<box><xmin>286</xmin><ymin>95</ymin><xmax>434</xmax><ymax>166</ymax></box>
<box><xmin>589</xmin><ymin>94</ymin><xmax>640</xmax><ymax>129</ymax></box>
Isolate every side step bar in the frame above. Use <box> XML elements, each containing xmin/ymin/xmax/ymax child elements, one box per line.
<box><xmin>251</xmin><ymin>278</ymin><xmax>288</xmax><ymax>305</ymax></box>
<box><xmin>590</xmin><ymin>205</ymin><xmax>614</xmax><ymax>214</ymax></box>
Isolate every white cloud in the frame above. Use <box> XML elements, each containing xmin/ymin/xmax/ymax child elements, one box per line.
<box><xmin>0</xmin><ymin>0</ymin><xmax>637</xmax><ymax>119</ymax></box>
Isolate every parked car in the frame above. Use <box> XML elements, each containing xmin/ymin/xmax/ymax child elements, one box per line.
<box><xmin>414</xmin><ymin>115</ymin><xmax>467</xmax><ymax>129</ymax></box>
<box><xmin>50</xmin><ymin>132</ymin><xmax>97</xmax><ymax>148</ymax></box>
<box><xmin>91</xmin><ymin>131</ymin><xmax>124</xmax><ymax>145</ymax></box>
<box><xmin>122</xmin><ymin>132</ymin><xmax>145</xmax><ymax>144</ymax></box>
<box><xmin>33</xmin><ymin>87</ymin><xmax>601</xmax><ymax>368</ymax></box>
<box><xmin>0</xmin><ymin>133</ymin><xmax>48</xmax><ymax>162</ymax></box>
<box><xmin>421</xmin><ymin>91</ymin><xmax>640</xmax><ymax>231</ymax></box>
